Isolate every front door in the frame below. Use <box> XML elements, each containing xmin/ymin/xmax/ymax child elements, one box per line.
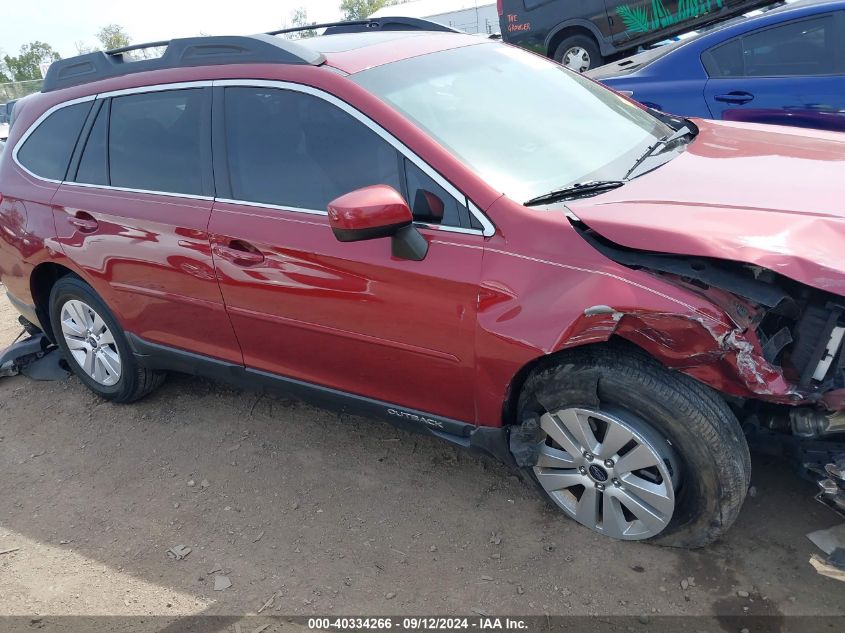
<box><xmin>208</xmin><ymin>84</ymin><xmax>483</xmax><ymax>422</ymax></box>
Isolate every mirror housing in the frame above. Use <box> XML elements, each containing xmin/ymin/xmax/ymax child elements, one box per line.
<box><xmin>328</xmin><ymin>185</ymin><xmax>428</xmax><ymax>261</ymax></box>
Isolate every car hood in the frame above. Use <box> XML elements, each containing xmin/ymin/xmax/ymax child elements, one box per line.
<box><xmin>568</xmin><ymin>119</ymin><xmax>845</xmax><ymax>296</ymax></box>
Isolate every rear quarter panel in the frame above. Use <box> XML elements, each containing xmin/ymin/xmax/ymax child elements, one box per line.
<box><xmin>0</xmin><ymin>131</ymin><xmax>63</xmax><ymax>312</ymax></box>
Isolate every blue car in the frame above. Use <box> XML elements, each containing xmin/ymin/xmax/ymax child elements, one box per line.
<box><xmin>587</xmin><ymin>0</ymin><xmax>845</xmax><ymax>132</ymax></box>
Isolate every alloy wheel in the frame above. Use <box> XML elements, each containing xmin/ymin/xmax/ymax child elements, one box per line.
<box><xmin>533</xmin><ymin>406</ymin><xmax>680</xmax><ymax>540</ymax></box>
<box><xmin>60</xmin><ymin>299</ymin><xmax>122</xmax><ymax>386</ymax></box>
<box><xmin>562</xmin><ymin>46</ymin><xmax>591</xmax><ymax>73</ymax></box>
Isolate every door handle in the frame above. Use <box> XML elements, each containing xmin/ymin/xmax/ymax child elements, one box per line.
<box><xmin>213</xmin><ymin>240</ymin><xmax>265</xmax><ymax>266</ymax></box>
<box><xmin>714</xmin><ymin>91</ymin><xmax>754</xmax><ymax>105</ymax></box>
<box><xmin>67</xmin><ymin>212</ymin><xmax>98</xmax><ymax>233</ymax></box>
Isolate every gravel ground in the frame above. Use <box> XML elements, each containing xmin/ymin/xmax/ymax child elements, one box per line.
<box><xmin>0</xmin><ymin>284</ymin><xmax>843</xmax><ymax>623</ymax></box>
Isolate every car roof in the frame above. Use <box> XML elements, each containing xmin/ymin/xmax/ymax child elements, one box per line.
<box><xmin>41</xmin><ymin>28</ymin><xmax>485</xmax><ymax>94</ymax></box>
<box><xmin>288</xmin><ymin>31</ymin><xmax>487</xmax><ymax>74</ymax></box>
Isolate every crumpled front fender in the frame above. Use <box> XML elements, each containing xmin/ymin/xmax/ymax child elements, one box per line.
<box><xmin>563</xmin><ymin>307</ymin><xmax>796</xmax><ymax>403</ymax></box>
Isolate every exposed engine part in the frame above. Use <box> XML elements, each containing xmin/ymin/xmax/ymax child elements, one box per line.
<box><xmin>790</xmin><ymin>303</ymin><xmax>845</xmax><ymax>386</ymax></box>
<box><xmin>790</xmin><ymin>409</ymin><xmax>845</xmax><ymax>439</ymax></box>
<box><xmin>814</xmin><ymin>326</ymin><xmax>845</xmax><ymax>382</ymax></box>
<box><xmin>762</xmin><ymin>327</ymin><xmax>792</xmax><ymax>363</ymax></box>
<box><xmin>817</xmin><ymin>459</ymin><xmax>845</xmax><ymax>519</ymax></box>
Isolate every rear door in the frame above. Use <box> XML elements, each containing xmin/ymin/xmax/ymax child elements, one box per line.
<box><xmin>703</xmin><ymin>11</ymin><xmax>845</xmax><ymax>131</ymax></box>
<box><xmin>52</xmin><ymin>85</ymin><xmax>243</xmax><ymax>363</ymax></box>
<box><xmin>208</xmin><ymin>82</ymin><xmax>485</xmax><ymax>422</ymax></box>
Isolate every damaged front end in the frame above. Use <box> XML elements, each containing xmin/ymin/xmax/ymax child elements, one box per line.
<box><xmin>574</xmin><ymin>217</ymin><xmax>845</xmax><ymax>412</ymax></box>
<box><xmin>571</xmin><ymin>217</ymin><xmax>845</xmax><ymax>506</ymax></box>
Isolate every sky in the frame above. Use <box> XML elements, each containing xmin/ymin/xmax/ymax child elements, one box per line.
<box><xmin>4</xmin><ymin>0</ymin><xmax>349</xmax><ymax>59</ymax></box>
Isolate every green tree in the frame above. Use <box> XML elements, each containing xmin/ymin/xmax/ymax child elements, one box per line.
<box><xmin>75</xmin><ymin>41</ymin><xmax>98</xmax><ymax>55</ymax></box>
<box><xmin>290</xmin><ymin>7</ymin><xmax>318</xmax><ymax>39</ymax></box>
<box><xmin>96</xmin><ymin>24</ymin><xmax>131</xmax><ymax>51</ymax></box>
<box><xmin>340</xmin><ymin>0</ymin><xmax>400</xmax><ymax>21</ymax></box>
<box><xmin>3</xmin><ymin>42</ymin><xmax>61</xmax><ymax>81</ymax></box>
<box><xmin>0</xmin><ymin>49</ymin><xmax>10</xmax><ymax>83</ymax></box>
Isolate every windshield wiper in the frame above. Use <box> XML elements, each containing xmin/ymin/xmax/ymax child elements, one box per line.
<box><xmin>623</xmin><ymin>125</ymin><xmax>695</xmax><ymax>180</ymax></box>
<box><xmin>524</xmin><ymin>180</ymin><xmax>626</xmax><ymax>207</ymax></box>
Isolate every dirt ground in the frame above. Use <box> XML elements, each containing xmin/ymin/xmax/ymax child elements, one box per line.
<box><xmin>0</xmin><ymin>283</ymin><xmax>843</xmax><ymax>623</ymax></box>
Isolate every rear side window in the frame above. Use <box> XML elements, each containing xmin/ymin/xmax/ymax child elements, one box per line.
<box><xmin>703</xmin><ymin>39</ymin><xmax>743</xmax><ymax>77</ymax></box>
<box><xmin>703</xmin><ymin>14</ymin><xmax>838</xmax><ymax>78</ymax></box>
<box><xmin>108</xmin><ymin>89</ymin><xmax>206</xmax><ymax>195</ymax></box>
<box><xmin>76</xmin><ymin>101</ymin><xmax>108</xmax><ymax>186</ymax></box>
<box><xmin>742</xmin><ymin>15</ymin><xmax>836</xmax><ymax>77</ymax></box>
<box><xmin>224</xmin><ymin>87</ymin><xmax>402</xmax><ymax>211</ymax></box>
<box><xmin>16</xmin><ymin>101</ymin><xmax>92</xmax><ymax>181</ymax></box>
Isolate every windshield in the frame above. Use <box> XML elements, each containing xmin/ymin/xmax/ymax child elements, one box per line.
<box><xmin>353</xmin><ymin>43</ymin><xmax>672</xmax><ymax>204</ymax></box>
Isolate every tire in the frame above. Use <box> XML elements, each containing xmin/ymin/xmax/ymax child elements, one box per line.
<box><xmin>516</xmin><ymin>344</ymin><xmax>751</xmax><ymax>548</ymax></box>
<box><xmin>49</xmin><ymin>275</ymin><xmax>165</xmax><ymax>403</ymax></box>
<box><xmin>553</xmin><ymin>35</ymin><xmax>604</xmax><ymax>72</ymax></box>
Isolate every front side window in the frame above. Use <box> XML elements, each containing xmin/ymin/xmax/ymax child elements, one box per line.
<box><xmin>403</xmin><ymin>158</ymin><xmax>473</xmax><ymax>227</ymax></box>
<box><xmin>17</xmin><ymin>101</ymin><xmax>92</xmax><ymax>181</ymax></box>
<box><xmin>353</xmin><ymin>43</ymin><xmax>671</xmax><ymax>204</ymax></box>
<box><xmin>223</xmin><ymin>87</ymin><xmax>402</xmax><ymax>211</ymax></box>
<box><xmin>108</xmin><ymin>89</ymin><xmax>205</xmax><ymax>195</ymax></box>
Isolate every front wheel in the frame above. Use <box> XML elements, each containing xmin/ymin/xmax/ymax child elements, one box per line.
<box><xmin>517</xmin><ymin>345</ymin><xmax>751</xmax><ymax>548</ymax></box>
<box><xmin>553</xmin><ymin>35</ymin><xmax>604</xmax><ymax>72</ymax></box>
<box><xmin>49</xmin><ymin>275</ymin><xmax>165</xmax><ymax>403</ymax></box>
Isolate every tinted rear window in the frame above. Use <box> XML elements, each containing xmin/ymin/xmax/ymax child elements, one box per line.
<box><xmin>17</xmin><ymin>101</ymin><xmax>92</xmax><ymax>181</ymax></box>
<box><xmin>109</xmin><ymin>89</ymin><xmax>205</xmax><ymax>195</ymax></box>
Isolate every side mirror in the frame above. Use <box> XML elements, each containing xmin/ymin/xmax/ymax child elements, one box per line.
<box><xmin>327</xmin><ymin>185</ymin><xmax>429</xmax><ymax>261</ymax></box>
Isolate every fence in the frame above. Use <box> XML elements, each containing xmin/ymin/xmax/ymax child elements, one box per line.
<box><xmin>0</xmin><ymin>79</ymin><xmax>43</xmax><ymax>102</ymax></box>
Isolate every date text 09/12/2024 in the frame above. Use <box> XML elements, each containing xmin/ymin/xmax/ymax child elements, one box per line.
<box><xmin>307</xmin><ymin>617</ymin><xmax>529</xmax><ymax>630</ymax></box>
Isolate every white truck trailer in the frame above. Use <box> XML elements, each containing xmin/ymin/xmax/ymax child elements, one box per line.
<box><xmin>370</xmin><ymin>0</ymin><xmax>499</xmax><ymax>35</ymax></box>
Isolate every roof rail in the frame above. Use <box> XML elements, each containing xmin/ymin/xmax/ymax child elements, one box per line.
<box><xmin>41</xmin><ymin>17</ymin><xmax>458</xmax><ymax>94</ymax></box>
<box><xmin>267</xmin><ymin>16</ymin><xmax>460</xmax><ymax>37</ymax></box>
<box><xmin>42</xmin><ymin>35</ymin><xmax>325</xmax><ymax>93</ymax></box>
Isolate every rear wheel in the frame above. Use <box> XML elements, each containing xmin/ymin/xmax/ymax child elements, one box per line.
<box><xmin>49</xmin><ymin>276</ymin><xmax>165</xmax><ymax>402</ymax></box>
<box><xmin>517</xmin><ymin>345</ymin><xmax>751</xmax><ymax>547</ymax></box>
<box><xmin>553</xmin><ymin>35</ymin><xmax>604</xmax><ymax>72</ymax></box>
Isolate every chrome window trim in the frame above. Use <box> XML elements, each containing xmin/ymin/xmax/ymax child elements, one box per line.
<box><xmin>11</xmin><ymin>80</ymin><xmax>497</xmax><ymax>238</ymax></box>
<box><xmin>215</xmin><ymin>197</ymin><xmax>328</xmax><ymax>216</ymax></box>
<box><xmin>68</xmin><ymin>180</ymin><xmax>214</xmax><ymax>201</ymax></box>
<box><xmin>213</xmin><ymin>79</ymin><xmax>496</xmax><ymax>237</ymax></box>
<box><xmin>97</xmin><ymin>80</ymin><xmax>213</xmax><ymax>99</ymax></box>
<box><xmin>11</xmin><ymin>94</ymin><xmax>97</xmax><ymax>183</ymax></box>
<box><xmin>11</xmin><ymin>82</ymin><xmax>212</xmax><ymax>190</ymax></box>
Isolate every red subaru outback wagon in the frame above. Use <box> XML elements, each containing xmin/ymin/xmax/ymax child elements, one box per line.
<box><xmin>2</xmin><ymin>19</ymin><xmax>844</xmax><ymax>547</ymax></box>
